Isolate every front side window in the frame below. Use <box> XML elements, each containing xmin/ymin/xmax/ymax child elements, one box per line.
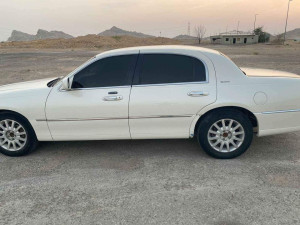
<box><xmin>138</xmin><ymin>54</ymin><xmax>206</xmax><ymax>85</ymax></box>
<box><xmin>72</xmin><ymin>55</ymin><xmax>137</xmax><ymax>88</ymax></box>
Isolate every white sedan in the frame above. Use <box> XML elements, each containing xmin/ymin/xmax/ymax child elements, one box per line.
<box><xmin>0</xmin><ymin>45</ymin><xmax>299</xmax><ymax>158</ymax></box>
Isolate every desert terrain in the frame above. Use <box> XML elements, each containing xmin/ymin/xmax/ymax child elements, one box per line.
<box><xmin>0</xmin><ymin>41</ymin><xmax>299</xmax><ymax>224</ymax></box>
<box><xmin>1</xmin><ymin>39</ymin><xmax>299</xmax><ymax>85</ymax></box>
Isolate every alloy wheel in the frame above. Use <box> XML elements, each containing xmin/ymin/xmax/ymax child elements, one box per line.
<box><xmin>207</xmin><ymin>119</ymin><xmax>245</xmax><ymax>152</ymax></box>
<box><xmin>0</xmin><ymin>119</ymin><xmax>27</xmax><ymax>151</ymax></box>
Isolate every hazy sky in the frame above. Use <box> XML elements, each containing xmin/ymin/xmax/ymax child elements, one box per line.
<box><xmin>1</xmin><ymin>0</ymin><xmax>299</xmax><ymax>41</ymax></box>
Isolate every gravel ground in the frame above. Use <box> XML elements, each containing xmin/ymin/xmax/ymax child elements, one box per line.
<box><xmin>0</xmin><ymin>44</ymin><xmax>299</xmax><ymax>225</ymax></box>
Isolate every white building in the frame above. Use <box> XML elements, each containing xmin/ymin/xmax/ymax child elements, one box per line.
<box><xmin>210</xmin><ymin>31</ymin><xmax>259</xmax><ymax>45</ymax></box>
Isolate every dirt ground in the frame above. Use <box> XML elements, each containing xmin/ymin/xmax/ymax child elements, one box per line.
<box><xmin>0</xmin><ymin>43</ymin><xmax>299</xmax><ymax>86</ymax></box>
<box><xmin>0</xmin><ymin>44</ymin><xmax>300</xmax><ymax>225</ymax></box>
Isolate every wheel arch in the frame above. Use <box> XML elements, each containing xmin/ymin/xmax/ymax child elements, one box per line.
<box><xmin>193</xmin><ymin>106</ymin><xmax>258</xmax><ymax>136</ymax></box>
<box><xmin>0</xmin><ymin>109</ymin><xmax>37</xmax><ymax>137</ymax></box>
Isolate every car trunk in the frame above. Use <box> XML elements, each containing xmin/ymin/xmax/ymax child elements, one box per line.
<box><xmin>240</xmin><ymin>67</ymin><xmax>299</xmax><ymax>78</ymax></box>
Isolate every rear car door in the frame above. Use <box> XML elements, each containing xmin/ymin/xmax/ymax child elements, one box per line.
<box><xmin>129</xmin><ymin>49</ymin><xmax>216</xmax><ymax>139</ymax></box>
<box><xmin>46</xmin><ymin>52</ymin><xmax>138</xmax><ymax>140</ymax></box>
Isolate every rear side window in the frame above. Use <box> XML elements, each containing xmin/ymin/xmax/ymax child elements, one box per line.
<box><xmin>72</xmin><ymin>55</ymin><xmax>137</xmax><ymax>88</ymax></box>
<box><xmin>138</xmin><ymin>54</ymin><xmax>206</xmax><ymax>85</ymax></box>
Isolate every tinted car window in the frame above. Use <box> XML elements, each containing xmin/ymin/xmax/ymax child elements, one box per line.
<box><xmin>72</xmin><ymin>55</ymin><xmax>137</xmax><ymax>88</ymax></box>
<box><xmin>138</xmin><ymin>54</ymin><xmax>206</xmax><ymax>85</ymax></box>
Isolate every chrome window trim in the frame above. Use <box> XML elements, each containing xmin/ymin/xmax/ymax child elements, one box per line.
<box><xmin>132</xmin><ymin>81</ymin><xmax>208</xmax><ymax>88</ymax></box>
<box><xmin>58</xmin><ymin>84</ymin><xmax>131</xmax><ymax>92</ymax></box>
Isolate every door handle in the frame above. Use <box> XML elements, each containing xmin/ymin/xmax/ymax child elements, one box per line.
<box><xmin>103</xmin><ymin>95</ymin><xmax>123</xmax><ymax>101</ymax></box>
<box><xmin>187</xmin><ymin>91</ymin><xmax>209</xmax><ymax>97</ymax></box>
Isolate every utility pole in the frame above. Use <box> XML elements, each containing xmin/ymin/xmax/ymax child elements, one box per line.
<box><xmin>283</xmin><ymin>0</ymin><xmax>293</xmax><ymax>45</ymax></box>
<box><xmin>187</xmin><ymin>22</ymin><xmax>190</xmax><ymax>36</ymax></box>
<box><xmin>237</xmin><ymin>21</ymin><xmax>240</xmax><ymax>34</ymax></box>
<box><xmin>254</xmin><ymin>14</ymin><xmax>258</xmax><ymax>32</ymax></box>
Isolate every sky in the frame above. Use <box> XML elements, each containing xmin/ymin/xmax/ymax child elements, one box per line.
<box><xmin>0</xmin><ymin>0</ymin><xmax>300</xmax><ymax>41</ymax></box>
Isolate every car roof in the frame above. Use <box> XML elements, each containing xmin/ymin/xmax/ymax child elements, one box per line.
<box><xmin>95</xmin><ymin>45</ymin><xmax>220</xmax><ymax>58</ymax></box>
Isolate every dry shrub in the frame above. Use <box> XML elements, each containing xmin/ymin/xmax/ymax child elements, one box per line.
<box><xmin>271</xmin><ymin>33</ymin><xmax>284</xmax><ymax>45</ymax></box>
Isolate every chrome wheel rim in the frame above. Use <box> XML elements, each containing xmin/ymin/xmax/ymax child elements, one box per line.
<box><xmin>0</xmin><ymin>119</ymin><xmax>27</xmax><ymax>151</ymax></box>
<box><xmin>207</xmin><ymin>119</ymin><xmax>245</xmax><ymax>152</ymax></box>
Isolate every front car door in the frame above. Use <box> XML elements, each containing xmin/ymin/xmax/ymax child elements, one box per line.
<box><xmin>45</xmin><ymin>50</ymin><xmax>138</xmax><ymax>140</ymax></box>
<box><xmin>129</xmin><ymin>49</ymin><xmax>216</xmax><ymax>139</ymax></box>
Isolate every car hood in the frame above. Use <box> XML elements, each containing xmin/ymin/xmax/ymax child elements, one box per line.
<box><xmin>0</xmin><ymin>77</ymin><xmax>57</xmax><ymax>92</ymax></box>
<box><xmin>241</xmin><ymin>67</ymin><xmax>299</xmax><ymax>78</ymax></box>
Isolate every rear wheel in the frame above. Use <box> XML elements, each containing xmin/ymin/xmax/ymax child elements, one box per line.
<box><xmin>197</xmin><ymin>109</ymin><xmax>253</xmax><ymax>159</ymax></box>
<box><xmin>0</xmin><ymin>113</ymin><xmax>38</xmax><ymax>156</ymax></box>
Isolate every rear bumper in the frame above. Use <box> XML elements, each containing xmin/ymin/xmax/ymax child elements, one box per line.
<box><xmin>255</xmin><ymin>110</ymin><xmax>300</xmax><ymax>136</ymax></box>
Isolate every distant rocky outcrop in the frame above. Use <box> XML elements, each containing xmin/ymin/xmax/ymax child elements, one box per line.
<box><xmin>35</xmin><ymin>29</ymin><xmax>73</xmax><ymax>40</ymax></box>
<box><xmin>7</xmin><ymin>29</ymin><xmax>73</xmax><ymax>42</ymax></box>
<box><xmin>7</xmin><ymin>30</ymin><xmax>36</xmax><ymax>42</ymax></box>
<box><xmin>98</xmin><ymin>26</ymin><xmax>154</xmax><ymax>38</ymax></box>
<box><xmin>173</xmin><ymin>34</ymin><xmax>198</xmax><ymax>40</ymax></box>
<box><xmin>284</xmin><ymin>28</ymin><xmax>300</xmax><ymax>40</ymax></box>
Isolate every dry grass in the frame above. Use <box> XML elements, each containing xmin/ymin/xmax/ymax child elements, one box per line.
<box><xmin>0</xmin><ymin>35</ymin><xmax>180</xmax><ymax>49</ymax></box>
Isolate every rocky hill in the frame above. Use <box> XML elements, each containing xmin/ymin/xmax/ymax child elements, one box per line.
<box><xmin>7</xmin><ymin>30</ymin><xmax>36</xmax><ymax>42</ymax></box>
<box><xmin>284</xmin><ymin>28</ymin><xmax>300</xmax><ymax>40</ymax></box>
<box><xmin>173</xmin><ymin>35</ymin><xmax>198</xmax><ymax>40</ymax></box>
<box><xmin>98</xmin><ymin>26</ymin><xmax>154</xmax><ymax>38</ymax></box>
<box><xmin>7</xmin><ymin>29</ymin><xmax>73</xmax><ymax>42</ymax></box>
<box><xmin>35</xmin><ymin>29</ymin><xmax>73</xmax><ymax>40</ymax></box>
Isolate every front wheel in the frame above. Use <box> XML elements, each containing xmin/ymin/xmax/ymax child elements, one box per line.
<box><xmin>0</xmin><ymin>113</ymin><xmax>38</xmax><ymax>156</ymax></box>
<box><xmin>197</xmin><ymin>109</ymin><xmax>253</xmax><ymax>159</ymax></box>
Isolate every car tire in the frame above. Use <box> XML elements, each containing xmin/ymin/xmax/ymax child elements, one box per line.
<box><xmin>197</xmin><ymin>109</ymin><xmax>253</xmax><ymax>159</ymax></box>
<box><xmin>0</xmin><ymin>112</ymin><xmax>38</xmax><ymax>157</ymax></box>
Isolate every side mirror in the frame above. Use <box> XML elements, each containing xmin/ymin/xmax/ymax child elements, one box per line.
<box><xmin>61</xmin><ymin>77</ymin><xmax>71</xmax><ymax>91</ymax></box>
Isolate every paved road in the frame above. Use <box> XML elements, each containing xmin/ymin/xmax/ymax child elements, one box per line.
<box><xmin>0</xmin><ymin>46</ymin><xmax>299</xmax><ymax>224</ymax></box>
